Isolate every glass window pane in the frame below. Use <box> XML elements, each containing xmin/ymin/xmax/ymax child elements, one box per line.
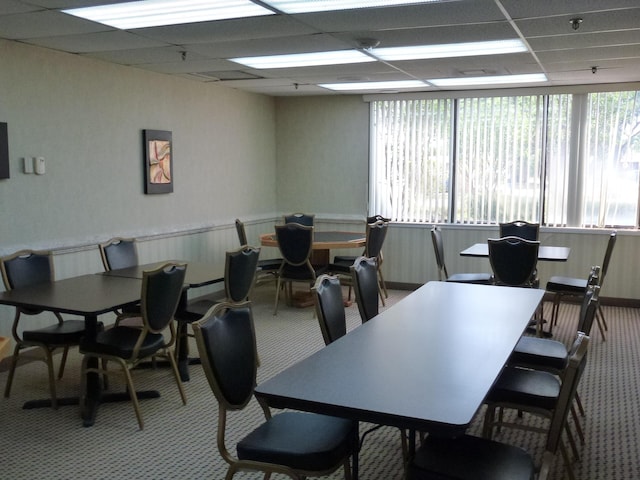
<box><xmin>370</xmin><ymin>99</ymin><xmax>452</xmax><ymax>222</ymax></box>
<box><xmin>583</xmin><ymin>91</ymin><xmax>640</xmax><ymax>227</ymax></box>
<box><xmin>454</xmin><ymin>96</ymin><xmax>543</xmax><ymax>224</ymax></box>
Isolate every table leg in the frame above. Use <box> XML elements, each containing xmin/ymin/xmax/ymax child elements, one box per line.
<box><xmin>79</xmin><ymin>314</ymin><xmax>160</xmax><ymax>427</ymax></box>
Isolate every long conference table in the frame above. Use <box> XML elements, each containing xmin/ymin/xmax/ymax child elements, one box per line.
<box><xmin>255</xmin><ymin>281</ymin><xmax>544</xmax><ymax>478</ymax></box>
<box><xmin>0</xmin><ymin>260</ymin><xmax>223</xmax><ymax>426</ymax></box>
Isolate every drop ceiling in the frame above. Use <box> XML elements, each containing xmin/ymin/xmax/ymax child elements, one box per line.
<box><xmin>1</xmin><ymin>0</ymin><xmax>639</xmax><ymax>96</ymax></box>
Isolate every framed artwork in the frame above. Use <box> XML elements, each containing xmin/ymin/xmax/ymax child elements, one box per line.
<box><xmin>143</xmin><ymin>129</ymin><xmax>173</xmax><ymax>194</ymax></box>
<box><xmin>0</xmin><ymin>122</ymin><xmax>9</xmax><ymax>179</ymax></box>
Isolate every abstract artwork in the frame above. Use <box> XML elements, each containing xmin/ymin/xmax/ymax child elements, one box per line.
<box><xmin>143</xmin><ymin>129</ymin><xmax>173</xmax><ymax>194</ymax></box>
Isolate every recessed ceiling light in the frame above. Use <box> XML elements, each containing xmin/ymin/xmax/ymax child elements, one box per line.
<box><xmin>63</xmin><ymin>0</ymin><xmax>275</xmax><ymax>30</ymax></box>
<box><xmin>319</xmin><ymin>80</ymin><xmax>427</xmax><ymax>91</ymax></box>
<box><xmin>429</xmin><ymin>73</ymin><xmax>548</xmax><ymax>87</ymax></box>
<box><xmin>231</xmin><ymin>50</ymin><xmax>375</xmax><ymax>69</ymax></box>
<box><xmin>264</xmin><ymin>0</ymin><xmax>444</xmax><ymax>14</ymax></box>
<box><xmin>373</xmin><ymin>39</ymin><xmax>528</xmax><ymax>61</ymax></box>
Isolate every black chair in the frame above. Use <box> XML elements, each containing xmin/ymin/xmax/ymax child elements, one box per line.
<box><xmin>235</xmin><ymin>218</ymin><xmax>282</xmax><ymax>282</ymax></box>
<box><xmin>191</xmin><ymin>301</ymin><xmax>357</xmax><ymax>480</ymax></box>
<box><xmin>430</xmin><ymin>226</ymin><xmax>492</xmax><ymax>284</ymax></box>
<box><xmin>488</xmin><ymin>236</ymin><xmax>541</xmax><ymax>332</ymax></box>
<box><xmin>488</xmin><ymin>236</ymin><xmax>540</xmax><ymax>287</ymax></box>
<box><xmin>273</xmin><ymin>223</ymin><xmax>326</xmax><ymax>315</ymax></box>
<box><xmin>99</xmin><ymin>237</ymin><xmax>138</xmax><ymax>271</ymax></box>
<box><xmin>312</xmin><ymin>272</ymin><xmax>409</xmax><ymax>463</ymax></box>
<box><xmin>332</xmin><ymin>219</ymin><xmax>389</xmax><ymax>304</ymax></box>
<box><xmin>509</xmin><ymin>285</ymin><xmax>599</xmax><ymax>445</ymax></box>
<box><xmin>350</xmin><ymin>256</ymin><xmax>380</xmax><ymax>323</ymax></box>
<box><xmin>284</xmin><ymin>212</ymin><xmax>315</xmax><ymax>226</ymax></box>
<box><xmin>407</xmin><ymin>434</ymin><xmax>545</xmax><ymax>480</ymax></box>
<box><xmin>546</xmin><ymin>231</ymin><xmax>616</xmax><ymax>339</ymax></box>
<box><xmin>79</xmin><ymin>262</ymin><xmax>188</xmax><ymax>429</ymax></box>
<box><xmin>499</xmin><ymin>220</ymin><xmax>540</xmax><ymax>241</ymax></box>
<box><xmin>0</xmin><ymin>250</ymin><xmax>88</xmax><ymax>409</ymax></box>
<box><xmin>98</xmin><ymin>237</ymin><xmax>142</xmax><ymax>324</ymax></box>
<box><xmin>181</xmin><ymin>245</ymin><xmax>261</xmax><ymax>319</ymax></box>
<box><xmin>483</xmin><ymin>332</ymin><xmax>591</xmax><ymax>480</ymax></box>
<box><xmin>312</xmin><ymin>274</ymin><xmax>347</xmax><ymax>345</ymax></box>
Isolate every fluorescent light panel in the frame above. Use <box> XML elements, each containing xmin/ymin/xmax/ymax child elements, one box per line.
<box><xmin>374</xmin><ymin>39</ymin><xmax>527</xmax><ymax>61</ymax></box>
<box><xmin>264</xmin><ymin>0</ymin><xmax>444</xmax><ymax>14</ymax></box>
<box><xmin>231</xmin><ymin>50</ymin><xmax>375</xmax><ymax>69</ymax></box>
<box><xmin>320</xmin><ymin>80</ymin><xmax>426</xmax><ymax>91</ymax></box>
<box><xmin>429</xmin><ymin>73</ymin><xmax>548</xmax><ymax>87</ymax></box>
<box><xmin>63</xmin><ymin>0</ymin><xmax>275</xmax><ymax>29</ymax></box>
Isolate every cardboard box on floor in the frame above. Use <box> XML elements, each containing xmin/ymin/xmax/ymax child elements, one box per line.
<box><xmin>0</xmin><ymin>336</ymin><xmax>10</xmax><ymax>361</ymax></box>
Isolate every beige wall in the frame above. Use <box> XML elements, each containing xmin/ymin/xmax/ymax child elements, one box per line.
<box><xmin>0</xmin><ymin>39</ymin><xmax>277</xmax><ymax>254</ymax></box>
<box><xmin>275</xmin><ymin>95</ymin><xmax>369</xmax><ymax>217</ymax></box>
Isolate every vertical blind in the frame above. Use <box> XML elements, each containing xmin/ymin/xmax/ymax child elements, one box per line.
<box><xmin>370</xmin><ymin>89</ymin><xmax>640</xmax><ymax>228</ymax></box>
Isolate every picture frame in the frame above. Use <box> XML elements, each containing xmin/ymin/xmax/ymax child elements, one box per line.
<box><xmin>143</xmin><ymin>129</ymin><xmax>173</xmax><ymax>194</ymax></box>
<box><xmin>0</xmin><ymin>122</ymin><xmax>9</xmax><ymax>179</ymax></box>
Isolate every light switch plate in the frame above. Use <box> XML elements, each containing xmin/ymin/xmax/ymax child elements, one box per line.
<box><xmin>23</xmin><ymin>157</ymin><xmax>34</xmax><ymax>174</ymax></box>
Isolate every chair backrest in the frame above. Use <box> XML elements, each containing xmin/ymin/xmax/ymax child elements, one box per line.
<box><xmin>366</xmin><ymin>214</ymin><xmax>391</xmax><ymax>224</ymax></box>
<box><xmin>275</xmin><ymin>223</ymin><xmax>314</xmax><ymax>266</ymax></box>
<box><xmin>364</xmin><ymin>220</ymin><xmax>388</xmax><ymax>259</ymax></box>
<box><xmin>576</xmin><ymin>285</ymin><xmax>600</xmax><ymax>336</ymax></box>
<box><xmin>235</xmin><ymin>218</ymin><xmax>249</xmax><ymax>246</ymax></box>
<box><xmin>430</xmin><ymin>226</ymin><xmax>448</xmax><ymax>281</ymax></box>
<box><xmin>488</xmin><ymin>236</ymin><xmax>540</xmax><ymax>286</ymax></box>
<box><xmin>499</xmin><ymin>220</ymin><xmax>540</xmax><ymax>241</ymax></box>
<box><xmin>225</xmin><ymin>246</ymin><xmax>260</xmax><ymax>302</ymax></box>
<box><xmin>284</xmin><ymin>212</ymin><xmax>315</xmax><ymax>227</ymax></box>
<box><xmin>192</xmin><ymin>301</ymin><xmax>257</xmax><ymax>411</ymax></box>
<box><xmin>99</xmin><ymin>237</ymin><xmax>138</xmax><ymax>271</ymax></box>
<box><xmin>350</xmin><ymin>256</ymin><xmax>379</xmax><ymax>322</ymax></box>
<box><xmin>546</xmin><ymin>332</ymin><xmax>590</xmax><ymax>454</ymax></box>
<box><xmin>0</xmin><ymin>250</ymin><xmax>54</xmax><ymax>290</ymax></box>
<box><xmin>312</xmin><ymin>275</ymin><xmax>347</xmax><ymax>345</ymax></box>
<box><xmin>599</xmin><ymin>231</ymin><xmax>617</xmax><ymax>284</ymax></box>
<box><xmin>140</xmin><ymin>262</ymin><xmax>187</xmax><ymax>333</ymax></box>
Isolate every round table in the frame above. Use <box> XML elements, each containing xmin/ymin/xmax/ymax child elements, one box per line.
<box><xmin>259</xmin><ymin>231</ymin><xmax>365</xmax><ymax>265</ymax></box>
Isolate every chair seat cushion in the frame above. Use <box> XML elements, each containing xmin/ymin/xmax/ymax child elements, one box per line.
<box><xmin>332</xmin><ymin>255</ymin><xmax>356</xmax><ymax>265</ymax></box>
<box><xmin>510</xmin><ymin>336</ymin><xmax>567</xmax><ymax>372</ymax></box>
<box><xmin>257</xmin><ymin>258</ymin><xmax>283</xmax><ymax>272</ymax></box>
<box><xmin>546</xmin><ymin>276</ymin><xmax>587</xmax><ymax>294</ymax></box>
<box><xmin>446</xmin><ymin>273</ymin><xmax>493</xmax><ymax>284</ymax></box>
<box><xmin>237</xmin><ymin>411</ymin><xmax>356</xmax><ymax>472</ymax></box>
<box><xmin>328</xmin><ymin>261</ymin><xmax>353</xmax><ymax>274</ymax></box>
<box><xmin>80</xmin><ymin>326</ymin><xmax>163</xmax><ymax>359</ymax></box>
<box><xmin>23</xmin><ymin>319</ymin><xmax>87</xmax><ymax>345</ymax></box>
<box><xmin>408</xmin><ymin>434</ymin><xmax>535</xmax><ymax>480</ymax></box>
<box><xmin>183</xmin><ymin>298</ymin><xmax>218</xmax><ymax>318</ymax></box>
<box><xmin>487</xmin><ymin>367</ymin><xmax>560</xmax><ymax>411</ymax></box>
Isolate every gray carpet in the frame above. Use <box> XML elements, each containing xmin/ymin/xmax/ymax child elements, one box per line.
<box><xmin>0</xmin><ymin>284</ymin><xmax>638</xmax><ymax>479</ymax></box>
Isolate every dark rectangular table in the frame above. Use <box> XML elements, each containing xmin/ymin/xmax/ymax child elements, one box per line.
<box><xmin>0</xmin><ymin>274</ymin><xmax>144</xmax><ymax>426</ymax></box>
<box><xmin>255</xmin><ymin>282</ymin><xmax>543</xmax><ymax>443</ymax></box>
<box><xmin>461</xmin><ymin>242</ymin><xmax>570</xmax><ymax>261</ymax></box>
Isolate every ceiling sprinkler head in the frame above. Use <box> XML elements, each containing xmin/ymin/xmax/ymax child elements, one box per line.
<box><xmin>570</xmin><ymin>17</ymin><xmax>583</xmax><ymax>30</ymax></box>
<box><xmin>357</xmin><ymin>38</ymin><xmax>380</xmax><ymax>50</ymax></box>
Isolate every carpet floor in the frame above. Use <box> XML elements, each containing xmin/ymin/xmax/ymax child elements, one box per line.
<box><xmin>0</xmin><ymin>283</ymin><xmax>637</xmax><ymax>479</ymax></box>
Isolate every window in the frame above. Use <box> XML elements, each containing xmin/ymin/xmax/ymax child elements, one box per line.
<box><xmin>370</xmin><ymin>89</ymin><xmax>640</xmax><ymax>228</ymax></box>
